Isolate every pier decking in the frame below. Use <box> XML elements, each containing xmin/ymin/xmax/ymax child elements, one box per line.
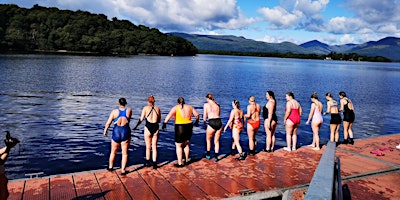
<box><xmin>7</xmin><ymin>133</ymin><xmax>400</xmax><ymax>200</ymax></box>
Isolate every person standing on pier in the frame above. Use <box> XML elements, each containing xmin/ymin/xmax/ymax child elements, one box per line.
<box><xmin>306</xmin><ymin>92</ymin><xmax>323</xmax><ymax>150</ymax></box>
<box><xmin>133</xmin><ymin>95</ymin><xmax>161</xmax><ymax>169</ymax></box>
<box><xmin>283</xmin><ymin>92</ymin><xmax>302</xmax><ymax>151</ymax></box>
<box><xmin>245</xmin><ymin>96</ymin><xmax>261</xmax><ymax>155</ymax></box>
<box><xmin>163</xmin><ymin>97</ymin><xmax>199</xmax><ymax>167</ymax></box>
<box><xmin>224</xmin><ymin>100</ymin><xmax>246</xmax><ymax>160</ymax></box>
<box><xmin>324</xmin><ymin>93</ymin><xmax>341</xmax><ymax>143</ymax></box>
<box><xmin>103</xmin><ymin>98</ymin><xmax>132</xmax><ymax>175</ymax></box>
<box><xmin>203</xmin><ymin>93</ymin><xmax>223</xmax><ymax>161</ymax></box>
<box><xmin>339</xmin><ymin>91</ymin><xmax>355</xmax><ymax>145</ymax></box>
<box><xmin>263</xmin><ymin>91</ymin><xmax>278</xmax><ymax>152</ymax></box>
<box><xmin>1</xmin><ymin>131</ymin><xmax>20</xmax><ymax>200</ymax></box>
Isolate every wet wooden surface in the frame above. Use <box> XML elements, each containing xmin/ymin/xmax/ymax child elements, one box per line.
<box><xmin>7</xmin><ymin>133</ymin><xmax>400</xmax><ymax>200</ymax></box>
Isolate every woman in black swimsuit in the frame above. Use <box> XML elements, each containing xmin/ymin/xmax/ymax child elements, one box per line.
<box><xmin>203</xmin><ymin>93</ymin><xmax>223</xmax><ymax>161</ymax></box>
<box><xmin>339</xmin><ymin>91</ymin><xmax>355</xmax><ymax>145</ymax></box>
<box><xmin>133</xmin><ymin>95</ymin><xmax>161</xmax><ymax>169</ymax></box>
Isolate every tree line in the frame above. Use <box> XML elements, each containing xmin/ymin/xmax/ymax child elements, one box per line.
<box><xmin>199</xmin><ymin>50</ymin><xmax>392</xmax><ymax>62</ymax></box>
<box><xmin>0</xmin><ymin>4</ymin><xmax>198</xmax><ymax>56</ymax></box>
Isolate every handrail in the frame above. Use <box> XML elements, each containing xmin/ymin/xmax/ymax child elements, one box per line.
<box><xmin>304</xmin><ymin>141</ymin><xmax>337</xmax><ymax>200</ymax></box>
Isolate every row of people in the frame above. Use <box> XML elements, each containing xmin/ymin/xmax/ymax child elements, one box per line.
<box><xmin>103</xmin><ymin>91</ymin><xmax>355</xmax><ymax>174</ymax></box>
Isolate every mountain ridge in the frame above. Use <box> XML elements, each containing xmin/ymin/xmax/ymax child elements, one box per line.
<box><xmin>169</xmin><ymin>32</ymin><xmax>400</xmax><ymax>61</ymax></box>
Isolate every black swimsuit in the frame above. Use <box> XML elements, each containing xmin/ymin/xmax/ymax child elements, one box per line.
<box><xmin>145</xmin><ymin>106</ymin><xmax>159</xmax><ymax>136</ymax></box>
<box><xmin>262</xmin><ymin>103</ymin><xmax>278</xmax><ymax>122</ymax></box>
<box><xmin>343</xmin><ymin>100</ymin><xmax>355</xmax><ymax>123</ymax></box>
<box><xmin>208</xmin><ymin>118</ymin><xmax>222</xmax><ymax>130</ymax></box>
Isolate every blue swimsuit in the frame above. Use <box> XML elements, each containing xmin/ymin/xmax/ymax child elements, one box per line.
<box><xmin>112</xmin><ymin>109</ymin><xmax>131</xmax><ymax>143</ymax></box>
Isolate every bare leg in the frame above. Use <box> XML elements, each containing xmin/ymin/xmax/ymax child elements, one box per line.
<box><xmin>292</xmin><ymin>125</ymin><xmax>298</xmax><ymax>150</ymax></box>
<box><xmin>214</xmin><ymin>129</ymin><xmax>222</xmax><ymax>154</ymax></box>
<box><xmin>312</xmin><ymin>123</ymin><xmax>321</xmax><ymax>150</ymax></box>
<box><xmin>120</xmin><ymin>139</ymin><xmax>130</xmax><ymax>172</ymax></box>
<box><xmin>206</xmin><ymin>126</ymin><xmax>214</xmax><ymax>152</ymax></box>
<box><xmin>247</xmin><ymin>126</ymin><xmax>255</xmax><ymax>151</ymax></box>
<box><xmin>152</xmin><ymin>132</ymin><xmax>159</xmax><ymax>162</ymax></box>
<box><xmin>175</xmin><ymin>143</ymin><xmax>183</xmax><ymax>165</ymax></box>
<box><xmin>109</xmin><ymin>141</ymin><xmax>119</xmax><ymax>169</ymax></box>
<box><xmin>144</xmin><ymin>131</ymin><xmax>151</xmax><ymax>161</ymax></box>
<box><xmin>343</xmin><ymin>121</ymin><xmax>349</xmax><ymax>140</ymax></box>
<box><xmin>335</xmin><ymin>124</ymin><xmax>340</xmax><ymax>142</ymax></box>
<box><xmin>183</xmin><ymin>141</ymin><xmax>190</xmax><ymax>162</ymax></box>
<box><xmin>285</xmin><ymin>121</ymin><xmax>295</xmax><ymax>149</ymax></box>
<box><xmin>329</xmin><ymin>125</ymin><xmax>335</xmax><ymax>142</ymax></box>
<box><xmin>348</xmin><ymin>122</ymin><xmax>354</xmax><ymax>138</ymax></box>
<box><xmin>232</xmin><ymin>130</ymin><xmax>243</xmax><ymax>153</ymax></box>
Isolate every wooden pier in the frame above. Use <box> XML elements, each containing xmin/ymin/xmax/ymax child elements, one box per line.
<box><xmin>7</xmin><ymin>133</ymin><xmax>400</xmax><ymax>200</ymax></box>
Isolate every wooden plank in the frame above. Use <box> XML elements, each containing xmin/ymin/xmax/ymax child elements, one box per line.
<box><xmin>23</xmin><ymin>178</ymin><xmax>49</xmax><ymax>200</ymax></box>
<box><xmin>158</xmin><ymin>167</ymin><xmax>208</xmax><ymax>200</ymax></box>
<box><xmin>7</xmin><ymin>180</ymin><xmax>25</xmax><ymax>200</ymax></box>
<box><xmin>138</xmin><ymin>167</ymin><xmax>184</xmax><ymax>199</ymax></box>
<box><xmin>73</xmin><ymin>173</ymin><xmax>104</xmax><ymax>199</ymax></box>
<box><xmin>49</xmin><ymin>175</ymin><xmax>76</xmax><ymax>200</ymax></box>
<box><xmin>118</xmin><ymin>169</ymin><xmax>158</xmax><ymax>200</ymax></box>
<box><xmin>95</xmin><ymin>170</ymin><xmax>132</xmax><ymax>200</ymax></box>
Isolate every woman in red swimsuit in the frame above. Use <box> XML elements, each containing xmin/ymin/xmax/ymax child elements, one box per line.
<box><xmin>283</xmin><ymin>92</ymin><xmax>302</xmax><ymax>151</ymax></box>
<box><xmin>245</xmin><ymin>96</ymin><xmax>261</xmax><ymax>155</ymax></box>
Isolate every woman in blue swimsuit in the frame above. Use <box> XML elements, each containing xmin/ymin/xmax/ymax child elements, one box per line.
<box><xmin>104</xmin><ymin>98</ymin><xmax>132</xmax><ymax>175</ymax></box>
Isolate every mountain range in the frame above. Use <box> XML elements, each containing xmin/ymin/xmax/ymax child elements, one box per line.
<box><xmin>169</xmin><ymin>33</ymin><xmax>400</xmax><ymax>61</ymax></box>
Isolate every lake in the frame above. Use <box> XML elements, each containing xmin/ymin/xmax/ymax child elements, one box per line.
<box><xmin>0</xmin><ymin>54</ymin><xmax>399</xmax><ymax>179</ymax></box>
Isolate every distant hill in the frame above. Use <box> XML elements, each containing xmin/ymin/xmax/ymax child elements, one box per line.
<box><xmin>0</xmin><ymin>4</ymin><xmax>197</xmax><ymax>56</ymax></box>
<box><xmin>170</xmin><ymin>32</ymin><xmax>400</xmax><ymax>61</ymax></box>
<box><xmin>168</xmin><ymin>32</ymin><xmax>310</xmax><ymax>54</ymax></box>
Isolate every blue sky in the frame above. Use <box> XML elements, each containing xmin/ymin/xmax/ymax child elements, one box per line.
<box><xmin>3</xmin><ymin>0</ymin><xmax>399</xmax><ymax>45</ymax></box>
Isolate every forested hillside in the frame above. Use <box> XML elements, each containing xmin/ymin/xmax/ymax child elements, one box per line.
<box><xmin>0</xmin><ymin>4</ymin><xmax>198</xmax><ymax>56</ymax></box>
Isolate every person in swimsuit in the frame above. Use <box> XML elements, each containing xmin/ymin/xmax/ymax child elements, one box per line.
<box><xmin>224</xmin><ymin>100</ymin><xmax>246</xmax><ymax>160</ymax></box>
<box><xmin>324</xmin><ymin>93</ymin><xmax>341</xmax><ymax>143</ymax></box>
<box><xmin>306</xmin><ymin>92</ymin><xmax>323</xmax><ymax>150</ymax></box>
<box><xmin>263</xmin><ymin>91</ymin><xmax>278</xmax><ymax>152</ymax></box>
<box><xmin>203</xmin><ymin>93</ymin><xmax>223</xmax><ymax>161</ymax></box>
<box><xmin>339</xmin><ymin>91</ymin><xmax>355</xmax><ymax>145</ymax></box>
<box><xmin>283</xmin><ymin>92</ymin><xmax>302</xmax><ymax>151</ymax></box>
<box><xmin>163</xmin><ymin>97</ymin><xmax>199</xmax><ymax>167</ymax></box>
<box><xmin>1</xmin><ymin>131</ymin><xmax>20</xmax><ymax>200</ymax></box>
<box><xmin>244</xmin><ymin>96</ymin><xmax>261</xmax><ymax>155</ymax></box>
<box><xmin>103</xmin><ymin>98</ymin><xmax>132</xmax><ymax>175</ymax></box>
<box><xmin>133</xmin><ymin>95</ymin><xmax>161</xmax><ymax>169</ymax></box>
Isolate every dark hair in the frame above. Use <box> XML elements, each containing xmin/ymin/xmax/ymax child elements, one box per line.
<box><xmin>267</xmin><ymin>90</ymin><xmax>277</xmax><ymax>111</ymax></box>
<box><xmin>248</xmin><ymin>95</ymin><xmax>255</xmax><ymax>102</ymax></box>
<box><xmin>267</xmin><ymin>91</ymin><xmax>275</xmax><ymax>100</ymax></box>
<box><xmin>177</xmin><ymin>97</ymin><xmax>185</xmax><ymax>108</ymax></box>
<box><xmin>206</xmin><ymin>93</ymin><xmax>214</xmax><ymax>100</ymax></box>
<box><xmin>206</xmin><ymin>93</ymin><xmax>219</xmax><ymax>107</ymax></box>
<box><xmin>148</xmin><ymin>95</ymin><xmax>155</xmax><ymax>105</ymax></box>
<box><xmin>339</xmin><ymin>91</ymin><xmax>347</xmax><ymax>97</ymax></box>
<box><xmin>233</xmin><ymin>100</ymin><xmax>240</xmax><ymax>109</ymax></box>
<box><xmin>119</xmin><ymin>98</ymin><xmax>127</xmax><ymax>106</ymax></box>
<box><xmin>286</xmin><ymin>92</ymin><xmax>295</xmax><ymax>99</ymax></box>
<box><xmin>311</xmin><ymin>92</ymin><xmax>318</xmax><ymax>99</ymax></box>
<box><xmin>325</xmin><ymin>92</ymin><xmax>333</xmax><ymax>98</ymax></box>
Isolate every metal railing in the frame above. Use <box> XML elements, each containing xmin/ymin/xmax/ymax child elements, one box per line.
<box><xmin>305</xmin><ymin>141</ymin><xmax>344</xmax><ymax>200</ymax></box>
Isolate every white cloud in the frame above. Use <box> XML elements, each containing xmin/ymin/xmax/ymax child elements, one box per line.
<box><xmin>258</xmin><ymin>7</ymin><xmax>303</xmax><ymax>29</ymax></box>
<box><xmin>326</xmin><ymin>17</ymin><xmax>366</xmax><ymax>34</ymax></box>
<box><xmin>339</xmin><ymin>34</ymin><xmax>354</xmax><ymax>44</ymax></box>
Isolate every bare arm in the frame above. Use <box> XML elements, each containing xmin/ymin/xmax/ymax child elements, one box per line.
<box><xmin>103</xmin><ymin>110</ymin><xmax>116</xmax><ymax>136</ymax></box>
<box><xmin>306</xmin><ymin>103</ymin><xmax>315</xmax><ymax>124</ymax></box>
<box><xmin>284</xmin><ymin>102</ymin><xmax>291</xmax><ymax>125</ymax></box>
<box><xmin>224</xmin><ymin>110</ymin><xmax>235</xmax><ymax>132</ymax></box>
<box><xmin>339</xmin><ymin>99</ymin><xmax>345</xmax><ymax>112</ymax></box>
<box><xmin>203</xmin><ymin>104</ymin><xmax>208</xmax><ymax>129</ymax></box>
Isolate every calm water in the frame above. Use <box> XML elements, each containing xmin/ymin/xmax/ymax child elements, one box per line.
<box><xmin>1</xmin><ymin>54</ymin><xmax>399</xmax><ymax>179</ymax></box>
